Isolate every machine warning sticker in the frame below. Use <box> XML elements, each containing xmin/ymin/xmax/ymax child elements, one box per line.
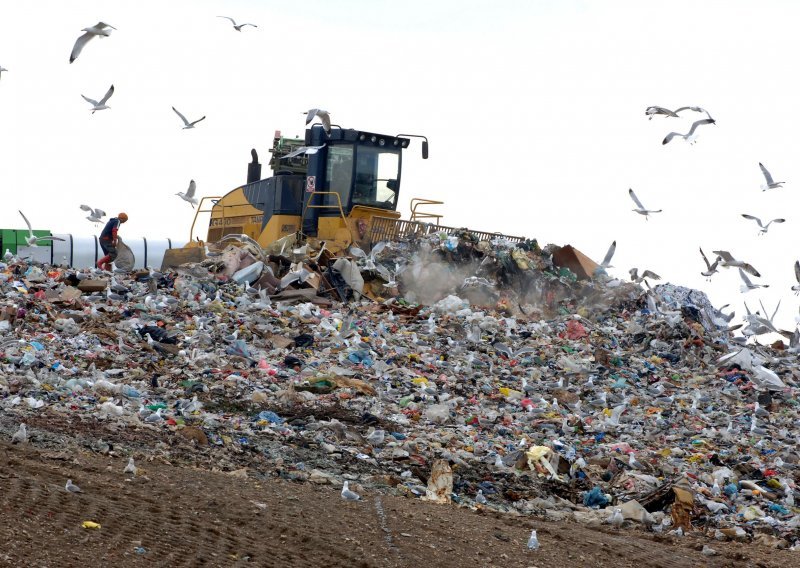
<box><xmin>306</xmin><ymin>176</ymin><xmax>316</xmax><ymax>193</ymax></box>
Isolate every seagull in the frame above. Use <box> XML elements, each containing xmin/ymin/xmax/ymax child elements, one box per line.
<box><xmin>0</xmin><ymin>66</ymin><xmax>7</xmax><ymax>79</ymax></box>
<box><xmin>475</xmin><ymin>489</ymin><xmax>487</xmax><ymax>505</ymax></box>
<box><xmin>304</xmin><ymin>108</ymin><xmax>331</xmax><ymax>134</ymax></box>
<box><xmin>217</xmin><ymin>16</ymin><xmax>257</xmax><ymax>31</ymax></box>
<box><xmin>70</xmin><ymin>22</ymin><xmax>116</xmax><ymax>64</ymax></box>
<box><xmin>699</xmin><ymin>248</ymin><xmax>721</xmax><ymax>280</ymax></box>
<box><xmin>11</xmin><ymin>423</ymin><xmax>27</xmax><ymax>444</ymax></box>
<box><xmin>739</xmin><ymin>268</ymin><xmax>768</xmax><ymax>293</ymax></box>
<box><xmin>176</xmin><ymin>180</ymin><xmax>199</xmax><ymax>208</ymax></box>
<box><xmin>741</xmin><ymin>214</ymin><xmax>785</xmax><ymax>235</ymax></box>
<box><xmin>81</xmin><ymin>84</ymin><xmax>114</xmax><ymax>113</ymax></box>
<box><xmin>674</xmin><ymin>106</ymin><xmax>714</xmax><ymax>120</ymax></box>
<box><xmin>792</xmin><ymin>261</ymin><xmax>800</xmax><ymax>295</ymax></box>
<box><xmin>493</xmin><ymin>342</ymin><xmax>535</xmax><ymax>359</ymax></box>
<box><xmin>609</xmin><ymin>507</ymin><xmax>624</xmax><ymax>528</ymax></box>
<box><xmin>280</xmin><ymin>144</ymin><xmax>326</xmax><ymax>160</ymax></box>
<box><xmin>629</xmin><ymin>267</ymin><xmax>660</xmax><ymax>285</ymax></box>
<box><xmin>123</xmin><ymin>457</ymin><xmax>137</xmax><ymax>475</ymax></box>
<box><xmin>172</xmin><ymin>106</ymin><xmax>206</xmax><ymax>129</ymax></box>
<box><xmin>628</xmin><ymin>188</ymin><xmax>662</xmax><ymax>219</ymax></box>
<box><xmin>662</xmin><ymin>118</ymin><xmax>716</xmax><ymax>145</ymax></box>
<box><xmin>3</xmin><ymin>249</ymin><xmax>12</xmax><ymax>262</ymax></box>
<box><xmin>341</xmin><ymin>480</ymin><xmax>361</xmax><ymax>501</ymax></box>
<box><xmin>80</xmin><ymin>205</ymin><xmax>106</xmax><ymax>224</ymax></box>
<box><xmin>759</xmin><ymin>163</ymin><xmax>785</xmax><ymax>190</ymax></box>
<box><xmin>645</xmin><ymin>106</ymin><xmax>681</xmax><ymax>119</ymax></box>
<box><xmin>599</xmin><ymin>240</ymin><xmax>616</xmax><ymax>269</ymax></box>
<box><xmin>712</xmin><ymin>250</ymin><xmax>760</xmax><ymax>277</ymax></box>
<box><xmin>65</xmin><ymin>479</ymin><xmax>82</xmax><ymax>493</ymax></box>
<box><xmin>18</xmin><ymin>211</ymin><xmax>65</xmax><ymax>246</ymax></box>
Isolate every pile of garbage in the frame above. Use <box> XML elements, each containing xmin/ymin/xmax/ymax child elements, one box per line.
<box><xmin>1</xmin><ymin>230</ymin><xmax>799</xmax><ymax>551</ymax></box>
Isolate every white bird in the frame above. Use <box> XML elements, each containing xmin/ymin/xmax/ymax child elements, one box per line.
<box><xmin>176</xmin><ymin>180</ymin><xmax>199</xmax><ymax>208</ymax></box>
<box><xmin>609</xmin><ymin>507</ymin><xmax>624</xmax><ymax>528</ymax></box>
<box><xmin>527</xmin><ymin>529</ymin><xmax>540</xmax><ymax>550</ymax></box>
<box><xmin>80</xmin><ymin>205</ymin><xmax>106</xmax><ymax>224</ymax></box>
<box><xmin>280</xmin><ymin>144</ymin><xmax>326</xmax><ymax>160</ymax></box>
<box><xmin>304</xmin><ymin>108</ymin><xmax>332</xmax><ymax>134</ymax></box>
<box><xmin>217</xmin><ymin>16</ymin><xmax>257</xmax><ymax>31</ymax></box>
<box><xmin>493</xmin><ymin>342</ymin><xmax>536</xmax><ymax>359</ymax></box>
<box><xmin>475</xmin><ymin>489</ymin><xmax>487</xmax><ymax>505</ymax></box>
<box><xmin>712</xmin><ymin>250</ymin><xmax>760</xmax><ymax>277</ymax></box>
<box><xmin>759</xmin><ymin>162</ymin><xmax>785</xmax><ymax>190</ymax></box>
<box><xmin>65</xmin><ymin>479</ymin><xmax>82</xmax><ymax>493</ymax></box>
<box><xmin>645</xmin><ymin>105</ymin><xmax>681</xmax><ymax>119</ymax></box>
<box><xmin>11</xmin><ymin>423</ymin><xmax>27</xmax><ymax>444</ymax></box>
<box><xmin>662</xmin><ymin>118</ymin><xmax>715</xmax><ymax>145</ymax></box>
<box><xmin>0</xmin><ymin>66</ymin><xmax>7</xmax><ymax>79</ymax></box>
<box><xmin>629</xmin><ymin>267</ymin><xmax>660</xmax><ymax>285</ymax></box>
<box><xmin>172</xmin><ymin>106</ymin><xmax>206</xmax><ymax>129</ymax></box>
<box><xmin>739</xmin><ymin>268</ymin><xmax>768</xmax><ymax>293</ymax></box>
<box><xmin>81</xmin><ymin>84</ymin><xmax>114</xmax><ymax>113</ymax></box>
<box><xmin>18</xmin><ymin>211</ymin><xmax>65</xmax><ymax>246</ymax></box>
<box><xmin>70</xmin><ymin>22</ymin><xmax>116</xmax><ymax>64</ymax></box>
<box><xmin>3</xmin><ymin>248</ymin><xmax>12</xmax><ymax>262</ymax></box>
<box><xmin>699</xmin><ymin>248</ymin><xmax>721</xmax><ymax>280</ymax></box>
<box><xmin>599</xmin><ymin>240</ymin><xmax>616</xmax><ymax>269</ymax></box>
<box><xmin>123</xmin><ymin>457</ymin><xmax>137</xmax><ymax>475</ymax></box>
<box><xmin>628</xmin><ymin>188</ymin><xmax>662</xmax><ymax>219</ymax></box>
<box><xmin>792</xmin><ymin>261</ymin><xmax>800</xmax><ymax>295</ymax></box>
<box><xmin>341</xmin><ymin>480</ymin><xmax>361</xmax><ymax>501</ymax></box>
<box><xmin>741</xmin><ymin>214</ymin><xmax>785</xmax><ymax>235</ymax></box>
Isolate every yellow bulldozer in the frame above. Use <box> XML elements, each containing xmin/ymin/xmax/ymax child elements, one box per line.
<box><xmin>162</xmin><ymin>124</ymin><xmax>524</xmax><ymax>269</ymax></box>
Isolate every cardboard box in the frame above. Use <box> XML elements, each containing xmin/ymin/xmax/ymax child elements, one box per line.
<box><xmin>552</xmin><ymin>245</ymin><xmax>600</xmax><ymax>280</ymax></box>
<box><xmin>77</xmin><ymin>279</ymin><xmax>108</xmax><ymax>293</ymax></box>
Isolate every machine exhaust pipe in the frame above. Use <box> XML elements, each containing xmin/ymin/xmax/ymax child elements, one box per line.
<box><xmin>247</xmin><ymin>148</ymin><xmax>262</xmax><ymax>184</ymax></box>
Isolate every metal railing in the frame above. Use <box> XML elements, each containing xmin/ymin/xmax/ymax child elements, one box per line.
<box><xmin>369</xmin><ymin>216</ymin><xmax>527</xmax><ymax>244</ymax></box>
<box><xmin>300</xmin><ymin>191</ymin><xmax>353</xmax><ymax>245</ymax></box>
<box><xmin>409</xmin><ymin>198</ymin><xmax>444</xmax><ymax>224</ymax></box>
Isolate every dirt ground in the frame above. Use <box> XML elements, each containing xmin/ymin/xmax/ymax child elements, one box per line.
<box><xmin>0</xmin><ymin>422</ymin><xmax>796</xmax><ymax>568</ymax></box>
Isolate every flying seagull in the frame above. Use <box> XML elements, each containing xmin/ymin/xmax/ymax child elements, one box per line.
<box><xmin>176</xmin><ymin>180</ymin><xmax>199</xmax><ymax>208</ymax></box>
<box><xmin>304</xmin><ymin>108</ymin><xmax>331</xmax><ymax>135</ymax></box>
<box><xmin>712</xmin><ymin>250</ymin><xmax>760</xmax><ymax>277</ymax></box>
<box><xmin>741</xmin><ymin>214</ymin><xmax>785</xmax><ymax>235</ymax></box>
<box><xmin>81</xmin><ymin>84</ymin><xmax>114</xmax><ymax>113</ymax></box>
<box><xmin>599</xmin><ymin>240</ymin><xmax>616</xmax><ymax>269</ymax></box>
<box><xmin>0</xmin><ymin>66</ymin><xmax>7</xmax><ymax>79</ymax></box>
<box><xmin>172</xmin><ymin>106</ymin><xmax>206</xmax><ymax>129</ymax></box>
<box><xmin>18</xmin><ymin>211</ymin><xmax>65</xmax><ymax>246</ymax></box>
<box><xmin>662</xmin><ymin>118</ymin><xmax>716</xmax><ymax>145</ymax></box>
<box><xmin>80</xmin><ymin>205</ymin><xmax>106</xmax><ymax>224</ymax></box>
<box><xmin>699</xmin><ymin>247</ymin><xmax>721</xmax><ymax>280</ymax></box>
<box><xmin>792</xmin><ymin>261</ymin><xmax>800</xmax><ymax>295</ymax></box>
<box><xmin>739</xmin><ymin>268</ymin><xmax>768</xmax><ymax>293</ymax></box>
<box><xmin>628</xmin><ymin>188</ymin><xmax>662</xmax><ymax>219</ymax></box>
<box><xmin>629</xmin><ymin>268</ymin><xmax>660</xmax><ymax>285</ymax></box>
<box><xmin>217</xmin><ymin>16</ymin><xmax>257</xmax><ymax>31</ymax></box>
<box><xmin>70</xmin><ymin>22</ymin><xmax>116</xmax><ymax>64</ymax></box>
<box><xmin>645</xmin><ymin>105</ymin><xmax>713</xmax><ymax>120</ymax></box>
<box><xmin>280</xmin><ymin>144</ymin><xmax>326</xmax><ymax>160</ymax></box>
<box><xmin>675</xmin><ymin>106</ymin><xmax>714</xmax><ymax>120</ymax></box>
<box><xmin>759</xmin><ymin>163</ymin><xmax>785</xmax><ymax>190</ymax></box>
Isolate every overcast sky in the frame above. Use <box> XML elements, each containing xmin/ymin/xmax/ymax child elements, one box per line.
<box><xmin>2</xmin><ymin>0</ymin><xmax>800</xmax><ymax>334</ymax></box>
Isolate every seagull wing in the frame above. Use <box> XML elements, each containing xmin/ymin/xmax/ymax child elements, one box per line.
<box><xmin>34</xmin><ymin>236</ymin><xmax>65</xmax><ymax>242</ymax></box>
<box><xmin>641</xmin><ymin>270</ymin><xmax>661</xmax><ymax>280</ymax></box>
<box><xmin>217</xmin><ymin>16</ymin><xmax>237</xmax><ymax>26</ymax></box>
<box><xmin>98</xmin><ymin>84</ymin><xmax>114</xmax><ymax>105</ymax></box>
<box><xmin>185</xmin><ymin>180</ymin><xmax>196</xmax><ymax>198</ymax></box>
<box><xmin>80</xmin><ymin>204</ymin><xmax>92</xmax><ymax>212</ymax></box>
<box><xmin>628</xmin><ymin>188</ymin><xmax>646</xmax><ymax>209</ymax></box>
<box><xmin>95</xmin><ymin>209</ymin><xmax>106</xmax><ymax>217</ymax></box>
<box><xmin>601</xmin><ymin>240</ymin><xmax>616</xmax><ymax>267</ymax></box>
<box><xmin>70</xmin><ymin>31</ymin><xmax>93</xmax><ymax>63</ymax></box>
<box><xmin>189</xmin><ymin>116</ymin><xmax>206</xmax><ymax>126</ymax></box>
<box><xmin>712</xmin><ymin>250</ymin><xmax>734</xmax><ymax>263</ymax></box>
<box><xmin>741</xmin><ymin>214</ymin><xmax>763</xmax><ymax>228</ymax></box>
<box><xmin>662</xmin><ymin>131</ymin><xmax>680</xmax><ymax>145</ymax></box>
<box><xmin>686</xmin><ymin>118</ymin><xmax>715</xmax><ymax>136</ymax></box>
<box><xmin>765</xmin><ymin>218</ymin><xmax>785</xmax><ymax>228</ymax></box>
<box><xmin>18</xmin><ymin>210</ymin><xmax>33</xmax><ymax>236</ymax></box>
<box><xmin>172</xmin><ymin>106</ymin><xmax>190</xmax><ymax>126</ymax></box>
<box><xmin>771</xmin><ymin>299</ymin><xmax>781</xmax><ymax>321</ymax></box>
<box><xmin>738</xmin><ymin>268</ymin><xmax>753</xmax><ymax>287</ymax></box>
<box><xmin>81</xmin><ymin>94</ymin><xmax>100</xmax><ymax>106</ymax></box>
<box><xmin>305</xmin><ymin>108</ymin><xmax>319</xmax><ymax>125</ymax></box>
<box><xmin>280</xmin><ymin>146</ymin><xmax>310</xmax><ymax>160</ymax></box>
<box><xmin>241</xmin><ymin>23</ymin><xmax>258</xmax><ymax>28</ymax></box>
<box><xmin>795</xmin><ymin>260</ymin><xmax>800</xmax><ymax>283</ymax></box>
<box><xmin>699</xmin><ymin>247</ymin><xmax>712</xmax><ymax>270</ymax></box>
<box><xmin>740</xmin><ymin>263</ymin><xmax>761</xmax><ymax>277</ymax></box>
<box><xmin>318</xmin><ymin>110</ymin><xmax>331</xmax><ymax>133</ymax></box>
<box><xmin>97</xmin><ymin>22</ymin><xmax>117</xmax><ymax>31</ymax></box>
<box><xmin>759</xmin><ymin>163</ymin><xmax>775</xmax><ymax>185</ymax></box>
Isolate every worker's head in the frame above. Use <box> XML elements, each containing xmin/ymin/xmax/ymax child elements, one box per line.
<box><xmin>118</xmin><ymin>212</ymin><xmax>129</xmax><ymax>223</ymax></box>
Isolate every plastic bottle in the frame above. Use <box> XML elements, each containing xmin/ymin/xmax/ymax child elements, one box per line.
<box><xmin>527</xmin><ymin>529</ymin><xmax>539</xmax><ymax>550</ymax></box>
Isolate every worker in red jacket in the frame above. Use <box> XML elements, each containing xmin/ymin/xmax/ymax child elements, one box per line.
<box><xmin>96</xmin><ymin>212</ymin><xmax>128</xmax><ymax>271</ymax></box>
